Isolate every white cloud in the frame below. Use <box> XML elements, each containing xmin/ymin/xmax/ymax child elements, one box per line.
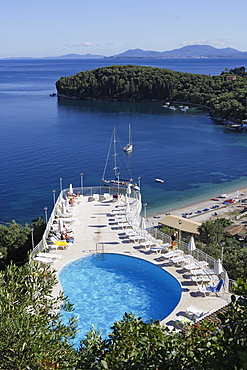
<box><xmin>63</xmin><ymin>41</ymin><xmax>98</xmax><ymax>49</ymax></box>
<box><xmin>82</xmin><ymin>42</ymin><xmax>96</xmax><ymax>46</ymax></box>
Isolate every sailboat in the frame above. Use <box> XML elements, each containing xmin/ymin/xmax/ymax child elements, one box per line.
<box><xmin>102</xmin><ymin>127</ymin><xmax>139</xmax><ymax>191</ymax></box>
<box><xmin>123</xmin><ymin>123</ymin><xmax>133</xmax><ymax>153</ymax></box>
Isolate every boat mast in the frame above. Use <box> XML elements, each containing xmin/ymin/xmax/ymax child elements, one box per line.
<box><xmin>113</xmin><ymin>127</ymin><xmax>118</xmax><ymax>179</ymax></box>
<box><xmin>129</xmin><ymin>123</ymin><xmax>132</xmax><ymax>146</ymax></box>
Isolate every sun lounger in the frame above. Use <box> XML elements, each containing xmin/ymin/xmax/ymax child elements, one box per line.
<box><xmin>139</xmin><ymin>240</ymin><xmax>157</xmax><ymax>248</ymax></box>
<box><xmin>34</xmin><ymin>256</ymin><xmax>54</xmax><ymax>264</ymax></box>
<box><xmin>185</xmin><ymin>306</ymin><xmax>205</xmax><ymax>319</ymax></box>
<box><xmin>112</xmin><ymin>208</ymin><xmax>126</xmax><ymax>213</ymax></box>
<box><xmin>161</xmin><ymin>249</ymin><xmax>183</xmax><ymax>259</ymax></box>
<box><xmin>190</xmin><ymin>275</ymin><xmax>213</xmax><ymax>285</ymax></box>
<box><xmin>148</xmin><ymin>244</ymin><xmax>169</xmax><ymax>254</ymax></box>
<box><xmin>37</xmin><ymin>252</ymin><xmax>62</xmax><ymax>260</ymax></box>
<box><xmin>170</xmin><ymin>254</ymin><xmax>193</xmax><ymax>266</ymax></box>
<box><xmin>57</xmin><ymin>217</ymin><xmax>77</xmax><ymax>223</ymax></box>
<box><xmin>128</xmin><ymin>235</ymin><xmax>147</xmax><ymax>243</ymax></box>
<box><xmin>184</xmin><ymin>261</ymin><xmax>208</xmax><ymax>271</ymax></box>
<box><xmin>175</xmin><ymin>315</ymin><xmax>194</xmax><ymax>329</ymax></box>
<box><xmin>190</xmin><ymin>268</ymin><xmax>215</xmax><ymax>276</ymax></box>
<box><xmin>198</xmin><ymin>278</ymin><xmax>224</xmax><ymax>297</ymax></box>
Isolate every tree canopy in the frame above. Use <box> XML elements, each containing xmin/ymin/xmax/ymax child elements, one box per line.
<box><xmin>56</xmin><ymin>65</ymin><xmax>247</xmax><ymax>122</ymax></box>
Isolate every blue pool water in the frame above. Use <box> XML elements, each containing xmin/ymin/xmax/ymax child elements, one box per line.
<box><xmin>59</xmin><ymin>253</ymin><xmax>181</xmax><ymax>347</ymax></box>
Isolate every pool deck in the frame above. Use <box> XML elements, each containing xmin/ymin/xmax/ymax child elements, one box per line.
<box><xmin>50</xmin><ymin>195</ymin><xmax>231</xmax><ymax>331</ymax></box>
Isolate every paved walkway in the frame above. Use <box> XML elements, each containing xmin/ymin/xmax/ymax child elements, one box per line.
<box><xmin>49</xmin><ymin>195</ymin><xmax>231</xmax><ymax>330</ymax></box>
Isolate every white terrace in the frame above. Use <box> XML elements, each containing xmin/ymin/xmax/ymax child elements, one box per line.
<box><xmin>33</xmin><ymin>186</ymin><xmax>231</xmax><ymax>330</ymax></box>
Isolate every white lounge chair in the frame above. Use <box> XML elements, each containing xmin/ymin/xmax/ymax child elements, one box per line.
<box><xmin>149</xmin><ymin>243</ymin><xmax>170</xmax><ymax>254</ymax></box>
<box><xmin>190</xmin><ymin>274</ymin><xmax>214</xmax><ymax>285</ymax></box>
<box><xmin>190</xmin><ymin>268</ymin><xmax>215</xmax><ymax>276</ymax></box>
<box><xmin>128</xmin><ymin>235</ymin><xmax>147</xmax><ymax>243</ymax></box>
<box><xmin>161</xmin><ymin>249</ymin><xmax>183</xmax><ymax>259</ymax></box>
<box><xmin>92</xmin><ymin>194</ymin><xmax>99</xmax><ymax>201</ymax></box>
<box><xmin>175</xmin><ymin>315</ymin><xmax>194</xmax><ymax>329</ymax></box>
<box><xmin>170</xmin><ymin>254</ymin><xmax>193</xmax><ymax>266</ymax></box>
<box><xmin>184</xmin><ymin>261</ymin><xmax>208</xmax><ymax>271</ymax></box>
<box><xmin>34</xmin><ymin>256</ymin><xmax>54</xmax><ymax>264</ymax></box>
<box><xmin>198</xmin><ymin>278</ymin><xmax>224</xmax><ymax>297</ymax></box>
<box><xmin>139</xmin><ymin>240</ymin><xmax>157</xmax><ymax>249</ymax></box>
<box><xmin>37</xmin><ymin>252</ymin><xmax>62</xmax><ymax>260</ymax></box>
<box><xmin>185</xmin><ymin>306</ymin><xmax>205</xmax><ymax>319</ymax></box>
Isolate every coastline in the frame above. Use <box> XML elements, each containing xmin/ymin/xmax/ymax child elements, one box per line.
<box><xmin>146</xmin><ymin>186</ymin><xmax>246</xmax><ymax>227</ymax></box>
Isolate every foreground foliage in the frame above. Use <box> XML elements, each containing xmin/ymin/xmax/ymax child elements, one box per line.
<box><xmin>56</xmin><ymin>65</ymin><xmax>247</xmax><ymax>122</ymax></box>
<box><xmin>0</xmin><ymin>261</ymin><xmax>77</xmax><ymax>370</ymax></box>
<box><xmin>198</xmin><ymin>218</ymin><xmax>247</xmax><ymax>280</ymax></box>
<box><xmin>0</xmin><ymin>217</ymin><xmax>46</xmax><ymax>269</ymax></box>
<box><xmin>0</xmin><ymin>259</ymin><xmax>246</xmax><ymax>369</ymax></box>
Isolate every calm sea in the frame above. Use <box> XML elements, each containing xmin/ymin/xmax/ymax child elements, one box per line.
<box><xmin>1</xmin><ymin>57</ymin><xmax>247</xmax><ymax>224</ymax></box>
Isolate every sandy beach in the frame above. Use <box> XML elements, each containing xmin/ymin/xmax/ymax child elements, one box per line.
<box><xmin>146</xmin><ymin>187</ymin><xmax>247</xmax><ymax>227</ymax></box>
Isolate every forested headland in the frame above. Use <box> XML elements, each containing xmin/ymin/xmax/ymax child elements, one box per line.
<box><xmin>56</xmin><ymin>65</ymin><xmax>247</xmax><ymax>122</ymax></box>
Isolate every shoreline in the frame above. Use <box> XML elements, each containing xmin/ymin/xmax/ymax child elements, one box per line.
<box><xmin>146</xmin><ymin>186</ymin><xmax>246</xmax><ymax>227</ymax></box>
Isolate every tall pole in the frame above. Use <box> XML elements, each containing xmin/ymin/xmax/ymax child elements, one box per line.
<box><xmin>138</xmin><ymin>176</ymin><xmax>141</xmax><ymax>189</ymax></box>
<box><xmin>60</xmin><ymin>177</ymin><xmax>63</xmax><ymax>193</ymax></box>
<box><xmin>30</xmin><ymin>228</ymin><xmax>34</xmax><ymax>250</ymax></box>
<box><xmin>143</xmin><ymin>203</ymin><xmax>147</xmax><ymax>219</ymax></box>
<box><xmin>117</xmin><ymin>173</ymin><xmax>120</xmax><ymax>198</ymax></box>
<box><xmin>52</xmin><ymin>189</ymin><xmax>56</xmax><ymax>207</ymax></box>
<box><xmin>43</xmin><ymin>207</ymin><xmax>48</xmax><ymax>224</ymax></box>
<box><xmin>178</xmin><ymin>220</ymin><xmax>182</xmax><ymax>248</ymax></box>
<box><xmin>80</xmin><ymin>173</ymin><xmax>83</xmax><ymax>196</ymax></box>
<box><xmin>221</xmin><ymin>242</ymin><xmax>225</xmax><ymax>262</ymax></box>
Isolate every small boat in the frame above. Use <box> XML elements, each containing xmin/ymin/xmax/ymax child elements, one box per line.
<box><xmin>102</xmin><ymin>127</ymin><xmax>139</xmax><ymax>191</ymax></box>
<box><xmin>155</xmin><ymin>178</ymin><xmax>165</xmax><ymax>183</ymax></box>
<box><xmin>123</xmin><ymin>123</ymin><xmax>133</xmax><ymax>153</ymax></box>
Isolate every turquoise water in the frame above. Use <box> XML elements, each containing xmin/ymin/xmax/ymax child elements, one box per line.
<box><xmin>59</xmin><ymin>253</ymin><xmax>181</xmax><ymax>347</ymax></box>
<box><xmin>1</xmin><ymin>58</ymin><xmax>247</xmax><ymax>224</ymax></box>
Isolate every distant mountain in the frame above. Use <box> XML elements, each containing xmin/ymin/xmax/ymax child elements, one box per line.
<box><xmin>109</xmin><ymin>45</ymin><xmax>247</xmax><ymax>59</ymax></box>
<box><xmin>45</xmin><ymin>53</ymin><xmax>104</xmax><ymax>59</ymax></box>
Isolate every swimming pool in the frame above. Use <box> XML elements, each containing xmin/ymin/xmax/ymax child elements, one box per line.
<box><xmin>59</xmin><ymin>253</ymin><xmax>181</xmax><ymax>347</ymax></box>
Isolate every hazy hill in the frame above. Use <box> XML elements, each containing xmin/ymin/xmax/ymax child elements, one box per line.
<box><xmin>109</xmin><ymin>45</ymin><xmax>247</xmax><ymax>59</ymax></box>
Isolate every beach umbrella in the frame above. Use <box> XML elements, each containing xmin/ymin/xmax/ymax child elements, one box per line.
<box><xmin>62</xmin><ymin>202</ymin><xmax>67</xmax><ymax>215</ymax></box>
<box><xmin>69</xmin><ymin>183</ymin><xmax>73</xmax><ymax>194</ymax></box>
<box><xmin>214</xmin><ymin>259</ymin><xmax>224</xmax><ymax>275</ymax></box>
<box><xmin>65</xmin><ymin>197</ymin><xmax>70</xmax><ymax>211</ymax></box>
<box><xmin>188</xmin><ymin>236</ymin><xmax>196</xmax><ymax>254</ymax></box>
<box><xmin>139</xmin><ymin>216</ymin><xmax>146</xmax><ymax>230</ymax></box>
<box><xmin>126</xmin><ymin>202</ymin><xmax>131</xmax><ymax>214</ymax></box>
<box><xmin>59</xmin><ymin>219</ymin><xmax>64</xmax><ymax>233</ymax></box>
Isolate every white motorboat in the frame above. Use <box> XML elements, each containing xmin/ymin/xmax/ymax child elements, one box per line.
<box><xmin>155</xmin><ymin>178</ymin><xmax>165</xmax><ymax>183</ymax></box>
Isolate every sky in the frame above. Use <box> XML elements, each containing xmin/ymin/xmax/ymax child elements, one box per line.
<box><xmin>1</xmin><ymin>0</ymin><xmax>247</xmax><ymax>58</ymax></box>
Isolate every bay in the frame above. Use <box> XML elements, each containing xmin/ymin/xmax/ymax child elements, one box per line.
<box><xmin>1</xmin><ymin>58</ymin><xmax>247</xmax><ymax>225</ymax></box>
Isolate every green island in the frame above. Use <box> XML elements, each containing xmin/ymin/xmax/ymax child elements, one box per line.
<box><xmin>56</xmin><ymin>65</ymin><xmax>247</xmax><ymax>123</ymax></box>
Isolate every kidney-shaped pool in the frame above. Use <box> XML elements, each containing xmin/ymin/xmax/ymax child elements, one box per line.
<box><xmin>59</xmin><ymin>253</ymin><xmax>181</xmax><ymax>347</ymax></box>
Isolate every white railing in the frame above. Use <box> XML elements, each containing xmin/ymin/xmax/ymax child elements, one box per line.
<box><xmin>147</xmin><ymin>226</ymin><xmax>232</xmax><ymax>292</ymax></box>
<box><xmin>31</xmin><ymin>185</ymin><xmax>141</xmax><ymax>257</ymax></box>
